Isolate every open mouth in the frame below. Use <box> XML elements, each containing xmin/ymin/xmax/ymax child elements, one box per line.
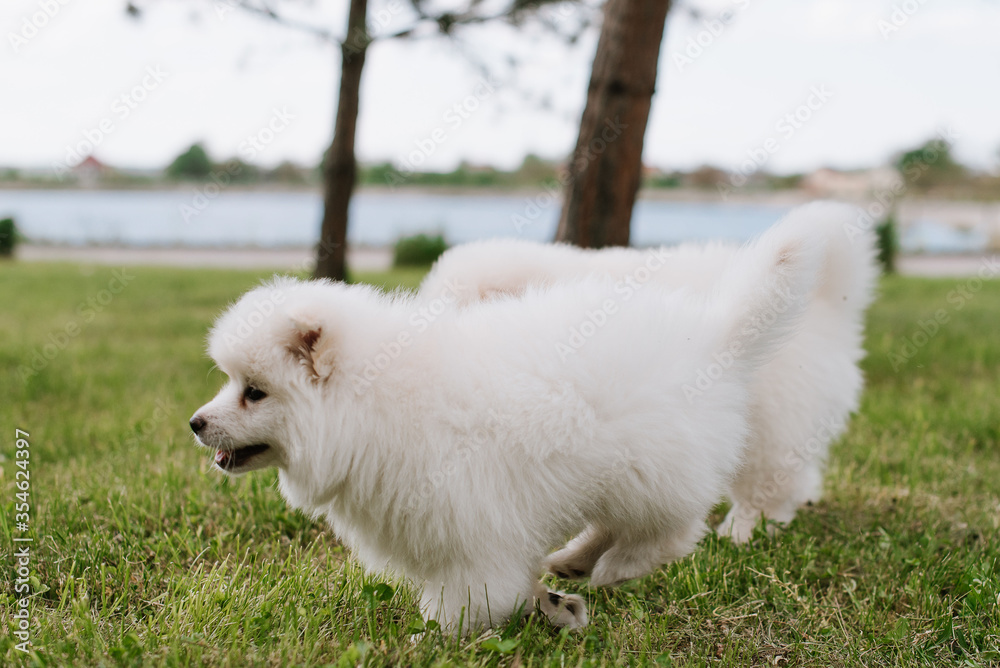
<box><xmin>214</xmin><ymin>444</ymin><xmax>271</xmax><ymax>471</ymax></box>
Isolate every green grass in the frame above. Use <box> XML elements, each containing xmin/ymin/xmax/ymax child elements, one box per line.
<box><xmin>1</xmin><ymin>263</ymin><xmax>997</xmax><ymax>666</ymax></box>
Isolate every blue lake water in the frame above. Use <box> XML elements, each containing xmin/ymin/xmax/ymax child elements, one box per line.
<box><xmin>0</xmin><ymin>189</ymin><xmax>981</xmax><ymax>252</ymax></box>
<box><xmin>0</xmin><ymin>190</ymin><xmax>791</xmax><ymax>248</ymax></box>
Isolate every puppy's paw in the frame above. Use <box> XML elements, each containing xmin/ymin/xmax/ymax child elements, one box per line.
<box><xmin>717</xmin><ymin>508</ymin><xmax>781</xmax><ymax>544</ymax></box>
<box><xmin>542</xmin><ymin>525</ymin><xmax>614</xmax><ymax>580</ymax></box>
<box><xmin>589</xmin><ymin>544</ymin><xmax>658</xmax><ymax>587</ymax></box>
<box><xmin>588</xmin><ymin>560</ymin><xmax>632</xmax><ymax>588</ymax></box>
<box><xmin>542</xmin><ymin>551</ymin><xmax>592</xmax><ymax>580</ymax></box>
<box><xmin>716</xmin><ymin>515</ymin><xmax>756</xmax><ymax>544</ymax></box>
<box><xmin>537</xmin><ymin>589</ymin><xmax>588</xmax><ymax>629</ymax></box>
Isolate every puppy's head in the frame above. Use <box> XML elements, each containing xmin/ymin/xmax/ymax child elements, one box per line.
<box><xmin>190</xmin><ymin>278</ymin><xmax>340</xmax><ymax>476</ymax></box>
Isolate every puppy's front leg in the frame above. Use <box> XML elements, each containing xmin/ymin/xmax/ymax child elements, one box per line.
<box><xmin>419</xmin><ymin>575</ymin><xmax>542</xmax><ymax>635</ymax></box>
<box><xmin>532</xmin><ymin>581</ymin><xmax>588</xmax><ymax>629</ymax></box>
<box><xmin>543</xmin><ymin>524</ymin><xmax>614</xmax><ymax>579</ymax></box>
<box><xmin>590</xmin><ymin>519</ymin><xmax>708</xmax><ymax>587</ymax></box>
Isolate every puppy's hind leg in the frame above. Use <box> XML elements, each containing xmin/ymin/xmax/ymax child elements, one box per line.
<box><xmin>719</xmin><ymin>447</ymin><xmax>826</xmax><ymax>544</ymax></box>
<box><xmin>543</xmin><ymin>524</ymin><xmax>614</xmax><ymax>580</ymax></box>
<box><xmin>590</xmin><ymin>519</ymin><xmax>707</xmax><ymax>588</ymax></box>
<box><xmin>532</xmin><ymin>581</ymin><xmax>588</xmax><ymax>630</ymax></box>
<box><xmin>717</xmin><ymin>497</ymin><xmax>801</xmax><ymax>544</ymax></box>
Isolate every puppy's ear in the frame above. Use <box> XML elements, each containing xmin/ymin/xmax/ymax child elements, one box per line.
<box><xmin>286</xmin><ymin>310</ymin><xmax>336</xmax><ymax>380</ymax></box>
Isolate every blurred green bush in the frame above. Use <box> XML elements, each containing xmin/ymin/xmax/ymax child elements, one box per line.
<box><xmin>875</xmin><ymin>215</ymin><xmax>899</xmax><ymax>274</ymax></box>
<box><xmin>393</xmin><ymin>233</ymin><xmax>449</xmax><ymax>268</ymax></box>
<box><xmin>0</xmin><ymin>217</ymin><xmax>20</xmax><ymax>257</ymax></box>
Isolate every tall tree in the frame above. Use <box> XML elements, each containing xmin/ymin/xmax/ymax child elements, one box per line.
<box><xmin>315</xmin><ymin>0</ymin><xmax>368</xmax><ymax>281</ymax></box>
<box><xmin>555</xmin><ymin>0</ymin><xmax>671</xmax><ymax>248</ymax></box>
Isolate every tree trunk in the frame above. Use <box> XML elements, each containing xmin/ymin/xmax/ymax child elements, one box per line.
<box><xmin>554</xmin><ymin>0</ymin><xmax>670</xmax><ymax>248</ymax></box>
<box><xmin>314</xmin><ymin>0</ymin><xmax>368</xmax><ymax>281</ymax></box>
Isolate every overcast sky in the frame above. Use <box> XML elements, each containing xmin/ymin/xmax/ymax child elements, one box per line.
<box><xmin>2</xmin><ymin>0</ymin><xmax>998</xmax><ymax>175</ymax></box>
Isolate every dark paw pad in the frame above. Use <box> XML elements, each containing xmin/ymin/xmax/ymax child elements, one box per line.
<box><xmin>571</xmin><ymin>568</ymin><xmax>586</xmax><ymax>577</ymax></box>
<box><xmin>547</xmin><ymin>592</ymin><xmax>561</xmax><ymax>606</ymax></box>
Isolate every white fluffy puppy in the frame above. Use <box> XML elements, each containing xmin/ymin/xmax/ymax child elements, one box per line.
<box><xmin>419</xmin><ymin>202</ymin><xmax>879</xmax><ymax>544</ymax></box>
<box><xmin>190</xmin><ymin>224</ymin><xmax>820</xmax><ymax>634</ymax></box>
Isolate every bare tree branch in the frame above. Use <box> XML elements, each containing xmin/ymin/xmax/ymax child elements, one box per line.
<box><xmin>229</xmin><ymin>0</ymin><xmax>340</xmax><ymax>43</ymax></box>
<box><xmin>129</xmin><ymin>0</ymin><xmax>590</xmax><ymax>48</ymax></box>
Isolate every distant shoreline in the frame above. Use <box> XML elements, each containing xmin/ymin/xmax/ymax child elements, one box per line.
<box><xmin>3</xmin><ymin>181</ymin><xmax>998</xmax><ymax>204</ymax></box>
<box><xmin>4</xmin><ymin>187</ymin><xmax>998</xmax><ymax>256</ymax></box>
<box><xmin>1</xmin><ymin>181</ymin><xmax>801</xmax><ymax>199</ymax></box>
<box><xmin>14</xmin><ymin>243</ymin><xmax>998</xmax><ymax>278</ymax></box>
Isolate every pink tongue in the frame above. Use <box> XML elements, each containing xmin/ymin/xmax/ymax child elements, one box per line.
<box><xmin>215</xmin><ymin>450</ymin><xmax>229</xmax><ymax>465</ymax></box>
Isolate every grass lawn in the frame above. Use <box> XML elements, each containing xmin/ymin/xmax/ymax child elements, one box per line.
<box><xmin>0</xmin><ymin>262</ymin><xmax>998</xmax><ymax>667</ymax></box>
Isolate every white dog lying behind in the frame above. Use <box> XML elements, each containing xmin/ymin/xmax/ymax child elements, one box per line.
<box><xmin>419</xmin><ymin>202</ymin><xmax>879</xmax><ymax>544</ymax></box>
<box><xmin>191</xmin><ymin>222</ymin><xmax>820</xmax><ymax>634</ymax></box>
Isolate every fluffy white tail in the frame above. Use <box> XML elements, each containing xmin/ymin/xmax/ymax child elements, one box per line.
<box><xmin>714</xmin><ymin>217</ymin><xmax>824</xmax><ymax>374</ymax></box>
<box><xmin>770</xmin><ymin>201</ymin><xmax>880</xmax><ymax>315</ymax></box>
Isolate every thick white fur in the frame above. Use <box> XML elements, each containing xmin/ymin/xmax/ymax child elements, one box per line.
<box><xmin>191</xmin><ymin>227</ymin><xmax>821</xmax><ymax>634</ymax></box>
<box><xmin>420</xmin><ymin>202</ymin><xmax>880</xmax><ymax>543</ymax></box>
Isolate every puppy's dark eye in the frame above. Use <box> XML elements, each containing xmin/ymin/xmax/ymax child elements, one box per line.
<box><xmin>244</xmin><ymin>386</ymin><xmax>267</xmax><ymax>402</ymax></box>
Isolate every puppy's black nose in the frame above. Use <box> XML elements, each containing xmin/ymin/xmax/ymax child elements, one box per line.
<box><xmin>189</xmin><ymin>415</ymin><xmax>207</xmax><ymax>434</ymax></box>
